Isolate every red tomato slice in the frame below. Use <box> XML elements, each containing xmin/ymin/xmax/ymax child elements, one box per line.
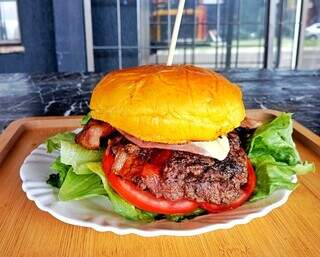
<box><xmin>102</xmin><ymin>150</ymin><xmax>199</xmax><ymax>215</ymax></box>
<box><xmin>200</xmin><ymin>158</ymin><xmax>256</xmax><ymax>213</ymax></box>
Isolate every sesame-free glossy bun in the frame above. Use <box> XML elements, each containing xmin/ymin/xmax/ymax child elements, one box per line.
<box><xmin>90</xmin><ymin>65</ymin><xmax>245</xmax><ymax>143</ymax></box>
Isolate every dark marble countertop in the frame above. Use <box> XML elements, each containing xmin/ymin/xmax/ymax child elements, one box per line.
<box><xmin>0</xmin><ymin>70</ymin><xmax>319</xmax><ymax>135</ymax></box>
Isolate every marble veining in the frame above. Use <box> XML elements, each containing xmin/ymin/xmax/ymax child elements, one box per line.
<box><xmin>0</xmin><ymin>70</ymin><xmax>319</xmax><ymax>135</ymax></box>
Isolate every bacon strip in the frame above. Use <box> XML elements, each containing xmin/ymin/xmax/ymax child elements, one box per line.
<box><xmin>240</xmin><ymin>117</ymin><xmax>262</xmax><ymax>129</ymax></box>
<box><xmin>75</xmin><ymin>120</ymin><xmax>115</xmax><ymax>150</ymax></box>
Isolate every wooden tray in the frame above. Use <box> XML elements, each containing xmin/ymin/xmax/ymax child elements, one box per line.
<box><xmin>0</xmin><ymin>109</ymin><xmax>319</xmax><ymax>257</ymax></box>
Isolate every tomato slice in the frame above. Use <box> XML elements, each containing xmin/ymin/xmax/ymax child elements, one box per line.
<box><xmin>103</xmin><ymin>149</ymin><xmax>256</xmax><ymax>215</ymax></box>
<box><xmin>200</xmin><ymin>158</ymin><xmax>256</xmax><ymax>213</ymax></box>
<box><xmin>102</xmin><ymin>150</ymin><xmax>199</xmax><ymax>215</ymax></box>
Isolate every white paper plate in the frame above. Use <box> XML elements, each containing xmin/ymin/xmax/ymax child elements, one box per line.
<box><xmin>20</xmin><ymin>143</ymin><xmax>295</xmax><ymax>237</ymax></box>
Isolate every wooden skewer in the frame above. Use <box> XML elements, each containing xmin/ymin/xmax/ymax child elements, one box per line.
<box><xmin>166</xmin><ymin>0</ymin><xmax>186</xmax><ymax>66</ymax></box>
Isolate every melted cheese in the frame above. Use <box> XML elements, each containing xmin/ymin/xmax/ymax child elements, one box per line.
<box><xmin>191</xmin><ymin>135</ymin><xmax>230</xmax><ymax>161</ymax></box>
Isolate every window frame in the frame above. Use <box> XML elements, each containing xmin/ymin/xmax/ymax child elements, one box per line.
<box><xmin>0</xmin><ymin>0</ymin><xmax>22</xmax><ymax>46</ymax></box>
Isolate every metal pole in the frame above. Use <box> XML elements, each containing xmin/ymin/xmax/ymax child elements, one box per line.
<box><xmin>235</xmin><ymin>0</ymin><xmax>241</xmax><ymax>68</ymax></box>
<box><xmin>225</xmin><ymin>0</ymin><xmax>235</xmax><ymax>68</ymax></box>
<box><xmin>83</xmin><ymin>0</ymin><xmax>95</xmax><ymax>72</ymax></box>
<box><xmin>192</xmin><ymin>0</ymin><xmax>196</xmax><ymax>64</ymax></box>
<box><xmin>275</xmin><ymin>0</ymin><xmax>284</xmax><ymax>68</ymax></box>
<box><xmin>116</xmin><ymin>0</ymin><xmax>122</xmax><ymax>69</ymax></box>
<box><xmin>136</xmin><ymin>0</ymin><xmax>141</xmax><ymax>65</ymax></box>
<box><xmin>215</xmin><ymin>0</ymin><xmax>220</xmax><ymax>68</ymax></box>
<box><xmin>263</xmin><ymin>0</ymin><xmax>276</xmax><ymax>69</ymax></box>
<box><xmin>292</xmin><ymin>0</ymin><xmax>308</xmax><ymax>69</ymax></box>
<box><xmin>168</xmin><ymin>0</ymin><xmax>172</xmax><ymax>46</ymax></box>
<box><xmin>136</xmin><ymin>0</ymin><xmax>150</xmax><ymax>65</ymax></box>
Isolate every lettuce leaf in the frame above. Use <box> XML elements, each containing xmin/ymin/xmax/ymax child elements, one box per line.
<box><xmin>165</xmin><ymin>208</ymin><xmax>205</xmax><ymax>222</ymax></box>
<box><xmin>46</xmin><ymin>131</ymin><xmax>155</xmax><ymax>222</ymax></box>
<box><xmin>46</xmin><ymin>132</ymin><xmax>102</xmax><ymax>174</ymax></box>
<box><xmin>60</xmin><ymin>141</ymin><xmax>102</xmax><ymax>171</ymax></box>
<box><xmin>248</xmin><ymin>155</ymin><xmax>297</xmax><ymax>201</ymax></box>
<box><xmin>247</xmin><ymin>113</ymin><xmax>300</xmax><ymax>165</ymax></box>
<box><xmin>292</xmin><ymin>162</ymin><xmax>315</xmax><ymax>175</ymax></box>
<box><xmin>46</xmin><ymin>132</ymin><xmax>76</xmax><ymax>153</ymax></box>
<box><xmin>247</xmin><ymin>113</ymin><xmax>315</xmax><ymax>201</ymax></box>
<box><xmin>86</xmin><ymin>162</ymin><xmax>155</xmax><ymax>222</ymax></box>
<box><xmin>58</xmin><ymin>167</ymin><xmax>106</xmax><ymax>201</ymax></box>
<box><xmin>47</xmin><ymin>157</ymin><xmax>70</xmax><ymax>188</ymax></box>
<box><xmin>80</xmin><ymin>113</ymin><xmax>91</xmax><ymax>125</ymax></box>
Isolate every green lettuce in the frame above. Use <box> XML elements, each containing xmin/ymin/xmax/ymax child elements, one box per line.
<box><xmin>86</xmin><ymin>162</ymin><xmax>155</xmax><ymax>222</ymax></box>
<box><xmin>80</xmin><ymin>113</ymin><xmax>92</xmax><ymax>125</ymax></box>
<box><xmin>165</xmin><ymin>208</ymin><xmax>205</xmax><ymax>222</ymax></box>
<box><xmin>59</xmin><ymin>168</ymin><xmax>106</xmax><ymax>201</ymax></box>
<box><xmin>47</xmin><ymin>157</ymin><xmax>70</xmax><ymax>188</ymax></box>
<box><xmin>46</xmin><ymin>131</ymin><xmax>103</xmax><ymax>173</ymax></box>
<box><xmin>46</xmin><ymin>132</ymin><xmax>154</xmax><ymax>222</ymax></box>
<box><xmin>247</xmin><ymin>113</ymin><xmax>315</xmax><ymax>201</ymax></box>
<box><xmin>46</xmin><ymin>132</ymin><xmax>76</xmax><ymax>153</ymax></box>
<box><xmin>60</xmin><ymin>141</ymin><xmax>102</xmax><ymax>171</ymax></box>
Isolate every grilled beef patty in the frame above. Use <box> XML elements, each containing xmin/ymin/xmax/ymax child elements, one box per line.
<box><xmin>110</xmin><ymin>132</ymin><xmax>248</xmax><ymax>205</ymax></box>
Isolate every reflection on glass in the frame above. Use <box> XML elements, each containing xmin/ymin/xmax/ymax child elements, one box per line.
<box><xmin>0</xmin><ymin>0</ymin><xmax>20</xmax><ymax>43</ymax></box>
<box><xmin>301</xmin><ymin>0</ymin><xmax>320</xmax><ymax>69</ymax></box>
<box><xmin>274</xmin><ymin>0</ymin><xmax>297</xmax><ymax>69</ymax></box>
<box><xmin>89</xmin><ymin>0</ymin><xmax>319</xmax><ymax>71</ymax></box>
<box><xmin>149</xmin><ymin>0</ymin><xmax>267</xmax><ymax>68</ymax></box>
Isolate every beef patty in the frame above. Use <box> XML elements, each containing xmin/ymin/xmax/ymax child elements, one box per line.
<box><xmin>110</xmin><ymin>132</ymin><xmax>248</xmax><ymax>205</ymax></box>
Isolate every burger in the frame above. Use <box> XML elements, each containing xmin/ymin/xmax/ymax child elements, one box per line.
<box><xmin>74</xmin><ymin>65</ymin><xmax>255</xmax><ymax>215</ymax></box>
<box><xmin>46</xmin><ymin>65</ymin><xmax>314</xmax><ymax>222</ymax></box>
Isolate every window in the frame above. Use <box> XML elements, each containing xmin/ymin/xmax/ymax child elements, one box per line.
<box><xmin>0</xmin><ymin>0</ymin><xmax>21</xmax><ymax>44</ymax></box>
<box><xmin>300</xmin><ymin>0</ymin><xmax>320</xmax><ymax>69</ymax></box>
<box><xmin>148</xmin><ymin>0</ymin><xmax>267</xmax><ymax>68</ymax></box>
<box><xmin>272</xmin><ymin>0</ymin><xmax>297</xmax><ymax>69</ymax></box>
<box><xmin>85</xmin><ymin>0</ymin><xmax>320</xmax><ymax>72</ymax></box>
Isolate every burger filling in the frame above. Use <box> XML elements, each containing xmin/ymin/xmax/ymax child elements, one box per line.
<box><xmin>76</xmin><ymin>119</ymin><xmax>248</xmax><ymax>205</ymax></box>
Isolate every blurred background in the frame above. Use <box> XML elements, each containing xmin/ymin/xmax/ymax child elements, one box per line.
<box><xmin>0</xmin><ymin>0</ymin><xmax>319</xmax><ymax>73</ymax></box>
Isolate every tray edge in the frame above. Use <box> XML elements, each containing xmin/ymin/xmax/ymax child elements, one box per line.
<box><xmin>0</xmin><ymin>116</ymin><xmax>82</xmax><ymax>164</ymax></box>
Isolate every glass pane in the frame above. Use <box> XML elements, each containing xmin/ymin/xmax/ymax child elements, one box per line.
<box><xmin>274</xmin><ymin>0</ymin><xmax>297</xmax><ymax>69</ymax></box>
<box><xmin>91</xmin><ymin>0</ymin><xmax>139</xmax><ymax>72</ymax></box>
<box><xmin>89</xmin><ymin>0</ymin><xmax>318</xmax><ymax>71</ymax></box>
<box><xmin>148</xmin><ymin>0</ymin><xmax>266</xmax><ymax>68</ymax></box>
<box><xmin>0</xmin><ymin>0</ymin><xmax>20</xmax><ymax>43</ymax></box>
<box><xmin>300</xmin><ymin>0</ymin><xmax>320</xmax><ymax>69</ymax></box>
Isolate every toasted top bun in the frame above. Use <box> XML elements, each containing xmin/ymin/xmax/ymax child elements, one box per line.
<box><xmin>90</xmin><ymin>65</ymin><xmax>245</xmax><ymax>143</ymax></box>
